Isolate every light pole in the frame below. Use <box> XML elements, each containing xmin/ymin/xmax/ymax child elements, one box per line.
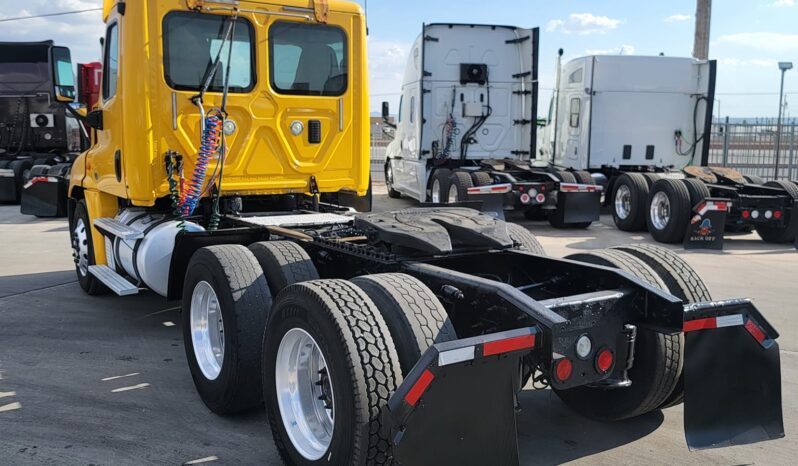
<box><xmin>775</xmin><ymin>61</ymin><xmax>792</xmax><ymax>180</ymax></box>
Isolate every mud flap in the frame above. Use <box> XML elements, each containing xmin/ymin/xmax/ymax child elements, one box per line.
<box><xmin>465</xmin><ymin>183</ymin><xmax>512</xmax><ymax>220</ymax></box>
<box><xmin>683</xmin><ymin>198</ymin><xmax>729</xmax><ymax>250</ymax></box>
<box><xmin>0</xmin><ymin>171</ymin><xmax>17</xmax><ymax>201</ymax></box>
<box><xmin>683</xmin><ymin>299</ymin><xmax>784</xmax><ymax>450</ymax></box>
<box><xmin>553</xmin><ymin>184</ymin><xmax>602</xmax><ymax>224</ymax></box>
<box><xmin>387</xmin><ymin>327</ymin><xmax>537</xmax><ymax>465</ymax></box>
<box><xmin>21</xmin><ymin>177</ymin><xmax>68</xmax><ymax>217</ymax></box>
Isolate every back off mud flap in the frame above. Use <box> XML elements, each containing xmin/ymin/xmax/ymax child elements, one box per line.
<box><xmin>683</xmin><ymin>299</ymin><xmax>784</xmax><ymax>450</ymax></box>
<box><xmin>683</xmin><ymin>198</ymin><xmax>730</xmax><ymax>250</ymax></box>
<box><xmin>386</xmin><ymin>327</ymin><xmax>537</xmax><ymax>465</ymax></box>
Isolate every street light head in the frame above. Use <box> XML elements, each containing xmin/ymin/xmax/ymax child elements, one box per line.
<box><xmin>778</xmin><ymin>62</ymin><xmax>793</xmax><ymax>71</ymax></box>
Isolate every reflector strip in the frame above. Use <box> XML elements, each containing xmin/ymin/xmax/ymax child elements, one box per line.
<box><xmin>744</xmin><ymin>319</ymin><xmax>767</xmax><ymax>345</ymax></box>
<box><xmin>404</xmin><ymin>369</ymin><xmax>434</xmax><ymax>407</ymax></box>
<box><xmin>438</xmin><ymin>346</ymin><xmax>475</xmax><ymax>367</ymax></box>
<box><xmin>696</xmin><ymin>200</ymin><xmax>731</xmax><ymax>216</ymax></box>
<box><xmin>23</xmin><ymin>176</ymin><xmax>58</xmax><ymax>190</ymax></box>
<box><xmin>683</xmin><ymin>314</ymin><xmax>744</xmax><ymax>332</ymax></box>
<box><xmin>483</xmin><ymin>334</ymin><xmax>536</xmax><ymax>356</ymax></box>
<box><xmin>467</xmin><ymin>183</ymin><xmax>513</xmax><ymax>195</ymax></box>
<box><xmin>558</xmin><ymin>183</ymin><xmax>603</xmax><ymax>193</ymax></box>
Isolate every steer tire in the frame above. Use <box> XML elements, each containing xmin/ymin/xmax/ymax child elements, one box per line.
<box><xmin>506</xmin><ymin>222</ymin><xmax>546</xmax><ymax>255</ymax></box>
<box><xmin>646</xmin><ymin>178</ymin><xmax>692</xmax><ymax>244</ymax></box>
<box><xmin>612</xmin><ymin>244</ymin><xmax>712</xmax><ymax>409</ymax></box>
<box><xmin>263</xmin><ymin>280</ymin><xmax>402</xmax><ymax>465</ymax></box>
<box><xmin>558</xmin><ymin>249</ymin><xmax>681</xmax><ymax>421</ymax></box>
<box><xmin>430</xmin><ymin>168</ymin><xmax>452</xmax><ymax>203</ymax></box>
<box><xmin>249</xmin><ymin>241</ymin><xmax>319</xmax><ymax>297</ymax></box>
<box><xmin>385</xmin><ymin>160</ymin><xmax>402</xmax><ymax>199</ymax></box>
<box><xmin>471</xmin><ymin>170</ymin><xmax>493</xmax><ymax>187</ymax></box>
<box><xmin>448</xmin><ymin>171</ymin><xmax>474</xmax><ymax>203</ymax></box>
<box><xmin>352</xmin><ymin>273</ymin><xmax>456</xmax><ymax>375</ymax></box>
<box><xmin>612</xmin><ymin>173</ymin><xmax>650</xmax><ymax>232</ymax></box>
<box><xmin>755</xmin><ymin>181</ymin><xmax>798</xmax><ymax>243</ymax></box>
<box><xmin>182</xmin><ymin>245</ymin><xmax>272</xmax><ymax>415</ymax></box>
<box><xmin>71</xmin><ymin>199</ymin><xmax>106</xmax><ymax>295</ymax></box>
<box><xmin>682</xmin><ymin>178</ymin><xmax>711</xmax><ymax>208</ymax></box>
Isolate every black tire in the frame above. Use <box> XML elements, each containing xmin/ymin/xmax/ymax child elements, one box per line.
<box><xmin>744</xmin><ymin>175</ymin><xmax>765</xmax><ymax>185</ymax></box>
<box><xmin>523</xmin><ymin>207</ymin><xmax>546</xmax><ymax>221</ymax></box>
<box><xmin>506</xmin><ymin>222</ymin><xmax>546</xmax><ymax>255</ymax></box>
<box><xmin>9</xmin><ymin>159</ymin><xmax>32</xmax><ymax>202</ymax></box>
<box><xmin>612</xmin><ymin>244</ymin><xmax>712</xmax><ymax>409</ymax></box>
<box><xmin>71</xmin><ymin>199</ymin><xmax>106</xmax><ymax>295</ymax></box>
<box><xmin>447</xmin><ymin>171</ymin><xmax>474</xmax><ymax>203</ymax></box>
<box><xmin>557</xmin><ymin>249</ymin><xmax>681</xmax><ymax>421</ymax></box>
<box><xmin>385</xmin><ymin>160</ymin><xmax>401</xmax><ymax>199</ymax></box>
<box><xmin>47</xmin><ymin>163</ymin><xmax>71</xmax><ymax>177</ymax></box>
<box><xmin>682</xmin><ymin>178</ymin><xmax>710</xmax><ymax>208</ymax></box>
<box><xmin>263</xmin><ymin>280</ymin><xmax>402</xmax><ymax>465</ymax></box>
<box><xmin>249</xmin><ymin>241</ymin><xmax>319</xmax><ymax>297</ymax></box>
<box><xmin>352</xmin><ymin>273</ymin><xmax>457</xmax><ymax>375</ymax></box>
<box><xmin>429</xmin><ymin>168</ymin><xmax>452</xmax><ymax>203</ymax></box>
<box><xmin>755</xmin><ymin>181</ymin><xmax>798</xmax><ymax>243</ymax></box>
<box><xmin>554</xmin><ymin>171</ymin><xmax>577</xmax><ymax>184</ymax></box>
<box><xmin>471</xmin><ymin>170</ymin><xmax>493</xmax><ymax>187</ymax></box>
<box><xmin>641</xmin><ymin>173</ymin><xmax>663</xmax><ymax>188</ymax></box>
<box><xmin>0</xmin><ymin>160</ymin><xmax>10</xmax><ymax>169</ymax></box>
<box><xmin>646</xmin><ymin>178</ymin><xmax>692</xmax><ymax>244</ymax></box>
<box><xmin>573</xmin><ymin>170</ymin><xmax>594</xmax><ymax>185</ymax></box>
<box><xmin>611</xmin><ymin>173</ymin><xmax>650</xmax><ymax>231</ymax></box>
<box><xmin>26</xmin><ymin>165</ymin><xmax>50</xmax><ymax>181</ymax></box>
<box><xmin>182</xmin><ymin>245</ymin><xmax>272</xmax><ymax>414</ymax></box>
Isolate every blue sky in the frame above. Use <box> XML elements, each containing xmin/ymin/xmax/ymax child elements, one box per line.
<box><xmin>1</xmin><ymin>1</ymin><xmax>796</xmax><ymax>118</ymax></box>
<box><xmin>354</xmin><ymin>0</ymin><xmax>798</xmax><ymax>118</ymax></box>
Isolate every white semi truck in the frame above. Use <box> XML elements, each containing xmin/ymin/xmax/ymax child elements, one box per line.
<box><xmin>538</xmin><ymin>53</ymin><xmax>798</xmax><ymax>243</ymax></box>
<box><xmin>383</xmin><ymin>24</ymin><xmax>602</xmax><ymax>228</ymax></box>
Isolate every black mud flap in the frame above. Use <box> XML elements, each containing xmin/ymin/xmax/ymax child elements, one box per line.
<box><xmin>553</xmin><ymin>188</ymin><xmax>601</xmax><ymax>224</ymax></box>
<box><xmin>387</xmin><ymin>327</ymin><xmax>537</xmax><ymax>465</ymax></box>
<box><xmin>0</xmin><ymin>173</ymin><xmax>17</xmax><ymax>201</ymax></box>
<box><xmin>464</xmin><ymin>183</ymin><xmax>512</xmax><ymax>220</ymax></box>
<box><xmin>683</xmin><ymin>299</ymin><xmax>784</xmax><ymax>450</ymax></box>
<box><xmin>683</xmin><ymin>198</ymin><xmax>729</xmax><ymax>250</ymax></box>
<box><xmin>21</xmin><ymin>177</ymin><xmax>68</xmax><ymax>217</ymax></box>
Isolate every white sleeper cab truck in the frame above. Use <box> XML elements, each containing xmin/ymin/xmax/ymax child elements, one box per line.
<box><xmin>383</xmin><ymin>24</ymin><xmax>601</xmax><ymax>228</ymax></box>
<box><xmin>539</xmin><ymin>54</ymin><xmax>798</xmax><ymax>244</ymax></box>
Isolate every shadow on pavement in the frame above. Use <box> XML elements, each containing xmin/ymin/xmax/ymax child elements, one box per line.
<box><xmin>516</xmin><ymin>388</ymin><xmax>665</xmax><ymax>464</ymax></box>
<box><xmin>0</xmin><ymin>270</ymin><xmax>76</xmax><ymax>299</ymax></box>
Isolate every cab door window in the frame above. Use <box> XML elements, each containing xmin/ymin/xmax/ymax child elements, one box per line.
<box><xmin>103</xmin><ymin>23</ymin><xmax>119</xmax><ymax>100</ymax></box>
<box><xmin>269</xmin><ymin>21</ymin><xmax>347</xmax><ymax>96</ymax></box>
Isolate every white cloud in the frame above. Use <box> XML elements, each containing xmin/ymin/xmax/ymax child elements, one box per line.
<box><xmin>546</xmin><ymin>13</ymin><xmax>622</xmax><ymax>35</ymax></box>
<box><xmin>664</xmin><ymin>14</ymin><xmax>692</xmax><ymax>22</ymax></box>
<box><xmin>718</xmin><ymin>58</ymin><xmax>777</xmax><ymax>67</ymax></box>
<box><xmin>368</xmin><ymin>39</ymin><xmax>410</xmax><ymax>111</ymax></box>
<box><xmin>585</xmin><ymin>45</ymin><xmax>635</xmax><ymax>56</ymax></box>
<box><xmin>772</xmin><ymin>0</ymin><xmax>794</xmax><ymax>7</ymax></box>
<box><xmin>717</xmin><ymin>32</ymin><xmax>798</xmax><ymax>53</ymax></box>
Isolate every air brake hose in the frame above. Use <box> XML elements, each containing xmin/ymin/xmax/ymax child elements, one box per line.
<box><xmin>181</xmin><ymin>114</ymin><xmax>222</xmax><ymax>217</ymax></box>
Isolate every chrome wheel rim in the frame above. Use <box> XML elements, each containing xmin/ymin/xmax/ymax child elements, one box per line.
<box><xmin>190</xmin><ymin>281</ymin><xmax>225</xmax><ymax>381</ymax></box>
<box><xmin>276</xmin><ymin>328</ymin><xmax>334</xmax><ymax>461</ymax></box>
<box><xmin>73</xmin><ymin>218</ymin><xmax>89</xmax><ymax>277</ymax></box>
<box><xmin>449</xmin><ymin>184</ymin><xmax>459</xmax><ymax>203</ymax></box>
<box><xmin>386</xmin><ymin>164</ymin><xmax>394</xmax><ymax>188</ymax></box>
<box><xmin>432</xmin><ymin>179</ymin><xmax>441</xmax><ymax>203</ymax></box>
<box><xmin>650</xmin><ymin>191</ymin><xmax>671</xmax><ymax>230</ymax></box>
<box><xmin>615</xmin><ymin>185</ymin><xmax>632</xmax><ymax>220</ymax></box>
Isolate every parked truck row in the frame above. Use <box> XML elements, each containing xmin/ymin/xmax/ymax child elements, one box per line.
<box><xmin>50</xmin><ymin>1</ymin><xmax>783</xmax><ymax>463</ymax></box>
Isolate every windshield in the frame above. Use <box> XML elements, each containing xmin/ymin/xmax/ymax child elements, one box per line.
<box><xmin>269</xmin><ymin>21</ymin><xmax>347</xmax><ymax>96</ymax></box>
<box><xmin>163</xmin><ymin>12</ymin><xmax>255</xmax><ymax>93</ymax></box>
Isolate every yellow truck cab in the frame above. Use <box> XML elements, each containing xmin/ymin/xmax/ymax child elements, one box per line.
<box><xmin>63</xmin><ymin>1</ymin><xmax>785</xmax><ymax>463</ymax></box>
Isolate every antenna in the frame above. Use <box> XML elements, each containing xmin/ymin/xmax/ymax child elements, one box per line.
<box><xmin>365</xmin><ymin>0</ymin><xmax>369</xmax><ymax>35</ymax></box>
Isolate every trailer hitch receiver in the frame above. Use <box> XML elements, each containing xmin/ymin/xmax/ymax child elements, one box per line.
<box><xmin>683</xmin><ymin>299</ymin><xmax>784</xmax><ymax>450</ymax></box>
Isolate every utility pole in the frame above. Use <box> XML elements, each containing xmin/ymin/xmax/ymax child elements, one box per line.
<box><xmin>693</xmin><ymin>0</ymin><xmax>711</xmax><ymax>60</ymax></box>
<box><xmin>775</xmin><ymin>62</ymin><xmax>793</xmax><ymax>180</ymax></box>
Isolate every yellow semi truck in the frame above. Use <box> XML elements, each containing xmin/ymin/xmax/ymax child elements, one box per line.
<box><xmin>64</xmin><ymin>0</ymin><xmax>783</xmax><ymax>463</ymax></box>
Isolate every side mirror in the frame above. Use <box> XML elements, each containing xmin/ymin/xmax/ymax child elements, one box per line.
<box><xmin>382</xmin><ymin>101</ymin><xmax>397</xmax><ymax>129</ymax></box>
<box><xmin>51</xmin><ymin>46</ymin><xmax>76</xmax><ymax>103</ymax></box>
<box><xmin>86</xmin><ymin>110</ymin><xmax>104</xmax><ymax>130</ymax></box>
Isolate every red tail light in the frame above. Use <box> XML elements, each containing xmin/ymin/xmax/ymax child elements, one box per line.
<box><xmin>774</xmin><ymin>210</ymin><xmax>783</xmax><ymax>220</ymax></box>
<box><xmin>555</xmin><ymin>358</ymin><xmax>573</xmax><ymax>382</ymax></box>
<box><xmin>741</xmin><ymin>210</ymin><xmax>751</xmax><ymax>219</ymax></box>
<box><xmin>596</xmin><ymin>349</ymin><xmax>614</xmax><ymax>373</ymax></box>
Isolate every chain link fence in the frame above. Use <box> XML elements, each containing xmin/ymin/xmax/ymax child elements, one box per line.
<box><xmin>709</xmin><ymin>118</ymin><xmax>798</xmax><ymax>181</ymax></box>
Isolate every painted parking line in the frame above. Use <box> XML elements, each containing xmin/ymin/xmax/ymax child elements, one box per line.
<box><xmin>0</xmin><ymin>402</ymin><xmax>21</xmax><ymax>413</ymax></box>
<box><xmin>0</xmin><ymin>391</ymin><xmax>15</xmax><ymax>399</ymax></box>
<box><xmin>111</xmin><ymin>383</ymin><xmax>150</xmax><ymax>393</ymax></box>
<box><xmin>184</xmin><ymin>456</ymin><xmax>219</xmax><ymax>465</ymax></box>
<box><xmin>102</xmin><ymin>373</ymin><xmax>140</xmax><ymax>382</ymax></box>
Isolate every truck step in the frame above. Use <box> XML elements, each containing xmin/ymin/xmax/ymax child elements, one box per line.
<box><xmin>88</xmin><ymin>265</ymin><xmax>139</xmax><ymax>296</ymax></box>
<box><xmin>93</xmin><ymin>217</ymin><xmax>143</xmax><ymax>240</ymax></box>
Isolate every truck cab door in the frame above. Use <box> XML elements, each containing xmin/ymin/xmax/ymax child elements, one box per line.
<box><xmin>86</xmin><ymin>17</ymin><xmax>126</xmax><ymax>198</ymax></box>
<box><xmin>564</xmin><ymin>96</ymin><xmax>582</xmax><ymax>162</ymax></box>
